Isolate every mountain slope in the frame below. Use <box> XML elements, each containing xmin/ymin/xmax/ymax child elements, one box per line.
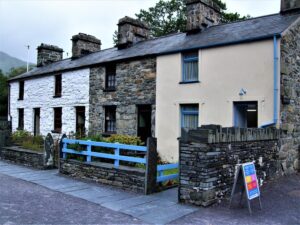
<box><xmin>0</xmin><ymin>51</ymin><xmax>29</xmax><ymax>74</ymax></box>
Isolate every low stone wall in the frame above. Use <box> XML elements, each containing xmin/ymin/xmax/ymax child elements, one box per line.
<box><xmin>179</xmin><ymin>126</ymin><xmax>281</xmax><ymax>207</ymax></box>
<box><xmin>0</xmin><ymin>147</ymin><xmax>48</xmax><ymax>169</ymax></box>
<box><xmin>60</xmin><ymin>159</ymin><xmax>146</xmax><ymax>193</ymax></box>
<box><xmin>0</xmin><ymin>121</ymin><xmax>11</xmax><ymax>148</ymax></box>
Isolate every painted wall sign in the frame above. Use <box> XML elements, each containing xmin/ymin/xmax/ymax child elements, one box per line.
<box><xmin>242</xmin><ymin>162</ymin><xmax>260</xmax><ymax>200</ymax></box>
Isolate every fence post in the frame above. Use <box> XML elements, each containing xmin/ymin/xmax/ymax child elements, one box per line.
<box><xmin>114</xmin><ymin>144</ymin><xmax>120</xmax><ymax>168</ymax></box>
<box><xmin>86</xmin><ymin>141</ymin><xmax>92</xmax><ymax>162</ymax></box>
<box><xmin>145</xmin><ymin>137</ymin><xmax>157</xmax><ymax>195</ymax></box>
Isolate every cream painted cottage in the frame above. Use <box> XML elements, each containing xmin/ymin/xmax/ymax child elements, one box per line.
<box><xmin>8</xmin><ymin>0</ymin><xmax>300</xmax><ymax>172</ymax></box>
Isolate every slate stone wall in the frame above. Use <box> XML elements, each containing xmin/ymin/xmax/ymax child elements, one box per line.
<box><xmin>89</xmin><ymin>58</ymin><xmax>156</xmax><ymax>136</ymax></box>
<box><xmin>280</xmin><ymin>18</ymin><xmax>300</xmax><ymax>174</ymax></box>
<box><xmin>0</xmin><ymin>147</ymin><xmax>48</xmax><ymax>169</ymax></box>
<box><xmin>60</xmin><ymin>159</ymin><xmax>146</xmax><ymax>193</ymax></box>
<box><xmin>179</xmin><ymin>127</ymin><xmax>281</xmax><ymax>207</ymax></box>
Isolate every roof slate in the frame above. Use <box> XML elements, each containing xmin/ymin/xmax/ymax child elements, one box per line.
<box><xmin>10</xmin><ymin>12</ymin><xmax>300</xmax><ymax>81</ymax></box>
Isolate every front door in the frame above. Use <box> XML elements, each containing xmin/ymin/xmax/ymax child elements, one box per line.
<box><xmin>34</xmin><ymin>108</ymin><xmax>40</xmax><ymax>136</ymax></box>
<box><xmin>76</xmin><ymin>106</ymin><xmax>85</xmax><ymax>137</ymax></box>
<box><xmin>137</xmin><ymin>105</ymin><xmax>152</xmax><ymax>144</ymax></box>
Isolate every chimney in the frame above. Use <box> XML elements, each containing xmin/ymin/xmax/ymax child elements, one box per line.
<box><xmin>37</xmin><ymin>44</ymin><xmax>63</xmax><ymax>67</ymax></box>
<box><xmin>117</xmin><ymin>16</ymin><xmax>150</xmax><ymax>49</ymax></box>
<box><xmin>281</xmin><ymin>0</ymin><xmax>300</xmax><ymax>13</ymax></box>
<box><xmin>186</xmin><ymin>0</ymin><xmax>221</xmax><ymax>34</ymax></box>
<box><xmin>71</xmin><ymin>33</ymin><xmax>101</xmax><ymax>59</ymax></box>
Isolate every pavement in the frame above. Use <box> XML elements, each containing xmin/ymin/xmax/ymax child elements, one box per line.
<box><xmin>1</xmin><ymin>160</ymin><xmax>300</xmax><ymax>225</ymax></box>
<box><xmin>0</xmin><ymin>161</ymin><xmax>197</xmax><ymax>224</ymax></box>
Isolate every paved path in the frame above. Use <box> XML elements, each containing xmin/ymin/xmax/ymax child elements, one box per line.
<box><xmin>0</xmin><ymin>161</ymin><xmax>197</xmax><ymax>224</ymax></box>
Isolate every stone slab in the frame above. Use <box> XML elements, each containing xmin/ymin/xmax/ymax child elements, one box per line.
<box><xmin>101</xmin><ymin>195</ymin><xmax>156</xmax><ymax>211</ymax></box>
<box><xmin>136</xmin><ymin>204</ymin><xmax>198</xmax><ymax>224</ymax></box>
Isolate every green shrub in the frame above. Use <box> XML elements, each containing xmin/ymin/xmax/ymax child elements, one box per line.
<box><xmin>104</xmin><ymin>134</ymin><xmax>144</xmax><ymax>146</ymax></box>
<box><xmin>11</xmin><ymin>130</ymin><xmax>44</xmax><ymax>152</ymax></box>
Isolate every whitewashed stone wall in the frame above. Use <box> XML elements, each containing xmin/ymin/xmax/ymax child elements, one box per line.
<box><xmin>10</xmin><ymin>68</ymin><xmax>90</xmax><ymax>136</ymax></box>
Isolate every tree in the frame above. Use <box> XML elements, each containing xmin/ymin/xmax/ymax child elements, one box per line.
<box><xmin>0</xmin><ymin>70</ymin><xmax>8</xmax><ymax>117</ymax></box>
<box><xmin>0</xmin><ymin>66</ymin><xmax>34</xmax><ymax>117</ymax></box>
<box><xmin>113</xmin><ymin>0</ymin><xmax>250</xmax><ymax>43</ymax></box>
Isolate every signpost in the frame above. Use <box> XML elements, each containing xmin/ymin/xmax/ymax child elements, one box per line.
<box><xmin>229</xmin><ymin>162</ymin><xmax>262</xmax><ymax>214</ymax></box>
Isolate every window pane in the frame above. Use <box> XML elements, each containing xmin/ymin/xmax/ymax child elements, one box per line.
<box><xmin>105</xmin><ymin>106</ymin><xmax>116</xmax><ymax>133</ymax></box>
<box><xmin>183</xmin><ymin>52</ymin><xmax>198</xmax><ymax>82</ymax></box>
<box><xmin>181</xmin><ymin>105</ymin><xmax>198</xmax><ymax>129</ymax></box>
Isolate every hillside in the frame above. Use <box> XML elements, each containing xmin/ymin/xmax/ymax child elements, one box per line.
<box><xmin>0</xmin><ymin>51</ymin><xmax>33</xmax><ymax>75</ymax></box>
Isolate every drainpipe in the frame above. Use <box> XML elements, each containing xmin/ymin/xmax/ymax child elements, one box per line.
<box><xmin>260</xmin><ymin>35</ymin><xmax>279</xmax><ymax>128</ymax></box>
<box><xmin>273</xmin><ymin>35</ymin><xmax>279</xmax><ymax>126</ymax></box>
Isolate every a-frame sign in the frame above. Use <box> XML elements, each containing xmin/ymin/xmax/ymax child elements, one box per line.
<box><xmin>229</xmin><ymin>162</ymin><xmax>262</xmax><ymax>214</ymax></box>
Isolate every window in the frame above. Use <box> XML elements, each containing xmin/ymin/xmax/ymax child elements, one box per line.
<box><xmin>105</xmin><ymin>106</ymin><xmax>116</xmax><ymax>133</ymax></box>
<box><xmin>19</xmin><ymin>81</ymin><xmax>24</xmax><ymax>100</ymax></box>
<box><xmin>54</xmin><ymin>74</ymin><xmax>62</xmax><ymax>97</ymax></box>
<box><xmin>54</xmin><ymin>107</ymin><xmax>62</xmax><ymax>133</ymax></box>
<box><xmin>181</xmin><ymin>104</ymin><xmax>199</xmax><ymax>129</ymax></box>
<box><xmin>76</xmin><ymin>106</ymin><xmax>85</xmax><ymax>136</ymax></box>
<box><xmin>182</xmin><ymin>52</ymin><xmax>199</xmax><ymax>83</ymax></box>
<box><xmin>18</xmin><ymin>108</ymin><xmax>24</xmax><ymax>130</ymax></box>
<box><xmin>105</xmin><ymin>64</ymin><xmax>116</xmax><ymax>90</ymax></box>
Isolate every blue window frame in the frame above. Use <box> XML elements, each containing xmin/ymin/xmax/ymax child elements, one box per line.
<box><xmin>182</xmin><ymin>52</ymin><xmax>199</xmax><ymax>83</ymax></box>
<box><xmin>181</xmin><ymin>104</ymin><xmax>199</xmax><ymax>129</ymax></box>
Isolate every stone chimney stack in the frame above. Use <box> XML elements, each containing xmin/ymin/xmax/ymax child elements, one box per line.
<box><xmin>281</xmin><ymin>0</ymin><xmax>300</xmax><ymax>13</ymax></box>
<box><xmin>71</xmin><ymin>33</ymin><xmax>101</xmax><ymax>59</ymax></box>
<box><xmin>186</xmin><ymin>0</ymin><xmax>221</xmax><ymax>34</ymax></box>
<box><xmin>117</xmin><ymin>16</ymin><xmax>150</xmax><ymax>49</ymax></box>
<box><xmin>37</xmin><ymin>44</ymin><xmax>63</xmax><ymax>67</ymax></box>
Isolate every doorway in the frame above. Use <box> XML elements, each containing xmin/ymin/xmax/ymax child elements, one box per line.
<box><xmin>76</xmin><ymin>106</ymin><xmax>85</xmax><ymax>137</ymax></box>
<box><xmin>233</xmin><ymin>102</ymin><xmax>258</xmax><ymax>128</ymax></box>
<box><xmin>34</xmin><ymin>108</ymin><xmax>40</xmax><ymax>136</ymax></box>
<box><xmin>137</xmin><ymin>105</ymin><xmax>152</xmax><ymax>144</ymax></box>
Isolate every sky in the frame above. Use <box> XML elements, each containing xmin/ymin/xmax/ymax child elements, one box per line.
<box><xmin>0</xmin><ymin>0</ymin><xmax>280</xmax><ymax>63</ymax></box>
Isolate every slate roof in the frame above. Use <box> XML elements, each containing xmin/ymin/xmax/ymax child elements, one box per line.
<box><xmin>10</xmin><ymin>11</ymin><xmax>300</xmax><ymax>81</ymax></box>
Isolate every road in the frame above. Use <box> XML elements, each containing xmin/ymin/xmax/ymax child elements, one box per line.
<box><xmin>0</xmin><ymin>173</ymin><xmax>143</xmax><ymax>225</ymax></box>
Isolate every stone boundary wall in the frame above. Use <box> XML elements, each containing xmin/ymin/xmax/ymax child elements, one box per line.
<box><xmin>0</xmin><ymin>147</ymin><xmax>48</xmax><ymax>169</ymax></box>
<box><xmin>179</xmin><ymin>126</ymin><xmax>281</xmax><ymax>207</ymax></box>
<box><xmin>60</xmin><ymin>159</ymin><xmax>146</xmax><ymax>193</ymax></box>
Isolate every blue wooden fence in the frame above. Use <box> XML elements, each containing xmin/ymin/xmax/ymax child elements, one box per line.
<box><xmin>61</xmin><ymin>138</ymin><xmax>178</xmax><ymax>183</ymax></box>
<box><xmin>62</xmin><ymin>138</ymin><xmax>147</xmax><ymax>167</ymax></box>
<box><xmin>157</xmin><ymin>163</ymin><xmax>179</xmax><ymax>183</ymax></box>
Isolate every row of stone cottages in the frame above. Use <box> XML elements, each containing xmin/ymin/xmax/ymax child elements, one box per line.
<box><xmin>7</xmin><ymin>0</ymin><xmax>300</xmax><ymax>169</ymax></box>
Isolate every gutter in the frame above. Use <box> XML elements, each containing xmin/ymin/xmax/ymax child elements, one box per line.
<box><xmin>260</xmin><ymin>34</ymin><xmax>280</xmax><ymax>128</ymax></box>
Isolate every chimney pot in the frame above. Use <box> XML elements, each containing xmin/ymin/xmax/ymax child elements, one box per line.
<box><xmin>37</xmin><ymin>43</ymin><xmax>63</xmax><ymax>67</ymax></box>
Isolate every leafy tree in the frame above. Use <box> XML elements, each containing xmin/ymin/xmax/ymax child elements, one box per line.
<box><xmin>0</xmin><ymin>70</ymin><xmax>8</xmax><ymax>117</ymax></box>
<box><xmin>113</xmin><ymin>0</ymin><xmax>250</xmax><ymax>43</ymax></box>
<box><xmin>0</xmin><ymin>66</ymin><xmax>34</xmax><ymax>117</ymax></box>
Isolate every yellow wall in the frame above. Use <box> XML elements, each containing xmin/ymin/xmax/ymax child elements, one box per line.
<box><xmin>156</xmin><ymin>39</ymin><xmax>279</xmax><ymax>162</ymax></box>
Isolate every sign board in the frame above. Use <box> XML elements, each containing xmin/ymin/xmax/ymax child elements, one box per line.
<box><xmin>229</xmin><ymin>162</ymin><xmax>262</xmax><ymax>214</ymax></box>
<box><xmin>242</xmin><ymin>162</ymin><xmax>260</xmax><ymax>200</ymax></box>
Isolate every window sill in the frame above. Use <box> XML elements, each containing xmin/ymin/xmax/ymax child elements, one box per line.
<box><xmin>103</xmin><ymin>88</ymin><xmax>116</xmax><ymax>92</ymax></box>
<box><xmin>53</xmin><ymin>95</ymin><xmax>62</xmax><ymax>98</ymax></box>
<box><xmin>51</xmin><ymin>129</ymin><xmax>61</xmax><ymax>134</ymax></box>
<box><xmin>179</xmin><ymin>81</ymin><xmax>200</xmax><ymax>84</ymax></box>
